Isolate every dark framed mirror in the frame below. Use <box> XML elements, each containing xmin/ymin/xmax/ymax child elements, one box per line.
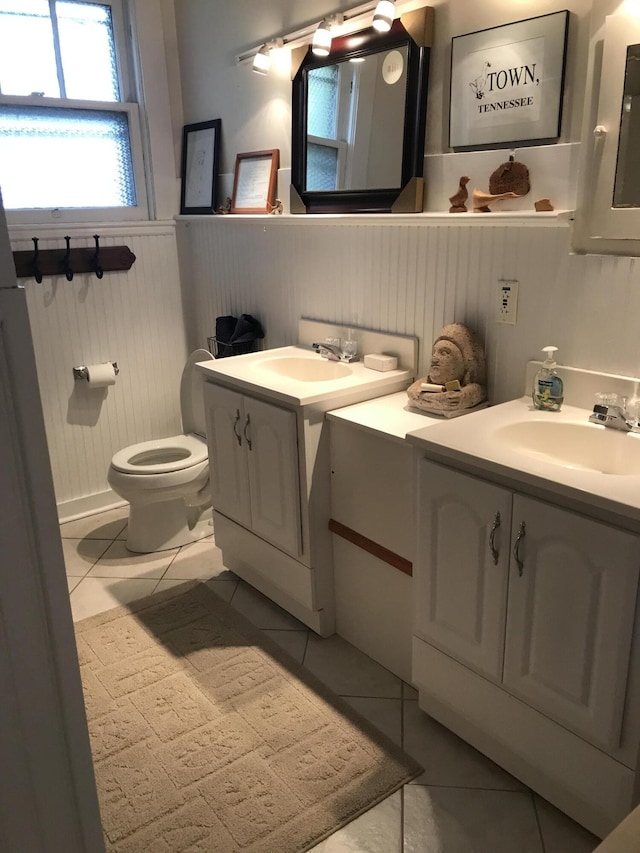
<box><xmin>291</xmin><ymin>9</ymin><xmax>432</xmax><ymax>214</ymax></box>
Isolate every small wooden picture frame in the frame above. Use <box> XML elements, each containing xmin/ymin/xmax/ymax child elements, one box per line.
<box><xmin>231</xmin><ymin>149</ymin><xmax>279</xmax><ymax>214</ymax></box>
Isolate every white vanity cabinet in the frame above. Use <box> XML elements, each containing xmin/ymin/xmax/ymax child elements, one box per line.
<box><xmin>416</xmin><ymin>459</ymin><xmax>639</xmax><ymax>751</ymax></box>
<box><xmin>414</xmin><ymin>456</ymin><xmax>640</xmax><ymax>837</ymax></box>
<box><xmin>198</xmin><ymin>332</ymin><xmax>418</xmax><ymax>638</ymax></box>
<box><xmin>205</xmin><ymin>383</ymin><xmax>301</xmax><ymax>557</ymax></box>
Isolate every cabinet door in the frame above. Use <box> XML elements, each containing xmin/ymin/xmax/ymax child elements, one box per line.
<box><xmin>244</xmin><ymin>396</ymin><xmax>301</xmax><ymax>558</ymax></box>
<box><xmin>503</xmin><ymin>494</ymin><xmax>640</xmax><ymax>750</ymax></box>
<box><xmin>415</xmin><ymin>460</ymin><xmax>512</xmax><ymax>680</ymax></box>
<box><xmin>203</xmin><ymin>383</ymin><xmax>251</xmax><ymax>528</ymax></box>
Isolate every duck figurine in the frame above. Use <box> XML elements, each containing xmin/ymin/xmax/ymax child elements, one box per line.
<box><xmin>449</xmin><ymin>176</ymin><xmax>470</xmax><ymax>213</ymax></box>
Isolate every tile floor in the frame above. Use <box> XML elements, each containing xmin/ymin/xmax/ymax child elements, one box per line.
<box><xmin>62</xmin><ymin>506</ymin><xmax>600</xmax><ymax>853</ymax></box>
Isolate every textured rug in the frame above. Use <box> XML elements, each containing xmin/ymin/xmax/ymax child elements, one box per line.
<box><xmin>75</xmin><ymin>581</ymin><xmax>422</xmax><ymax>852</ymax></box>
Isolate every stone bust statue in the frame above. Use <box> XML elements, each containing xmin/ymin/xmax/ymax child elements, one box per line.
<box><xmin>407</xmin><ymin>323</ymin><xmax>487</xmax><ymax>414</ymax></box>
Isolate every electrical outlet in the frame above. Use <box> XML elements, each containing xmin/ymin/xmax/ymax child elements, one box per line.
<box><xmin>496</xmin><ymin>280</ymin><xmax>518</xmax><ymax>324</ymax></box>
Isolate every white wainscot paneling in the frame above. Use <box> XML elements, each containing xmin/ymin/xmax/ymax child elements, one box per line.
<box><xmin>178</xmin><ymin>215</ymin><xmax>640</xmax><ymax>409</ymax></box>
<box><xmin>12</xmin><ymin>225</ymin><xmax>188</xmax><ymax>518</ymax></box>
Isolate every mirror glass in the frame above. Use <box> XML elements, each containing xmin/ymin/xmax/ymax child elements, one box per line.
<box><xmin>292</xmin><ymin>17</ymin><xmax>430</xmax><ymax>214</ymax></box>
<box><xmin>306</xmin><ymin>46</ymin><xmax>408</xmax><ymax>192</ymax></box>
<box><xmin>613</xmin><ymin>43</ymin><xmax>640</xmax><ymax>208</ymax></box>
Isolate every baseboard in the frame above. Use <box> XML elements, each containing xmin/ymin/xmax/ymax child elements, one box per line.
<box><xmin>57</xmin><ymin>489</ymin><xmax>127</xmax><ymax>524</ymax></box>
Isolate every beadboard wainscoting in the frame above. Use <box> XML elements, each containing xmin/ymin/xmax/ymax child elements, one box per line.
<box><xmin>178</xmin><ymin>216</ymin><xmax>640</xmax><ymax>406</ymax></box>
<box><xmin>10</xmin><ymin>224</ymin><xmax>188</xmax><ymax>520</ymax></box>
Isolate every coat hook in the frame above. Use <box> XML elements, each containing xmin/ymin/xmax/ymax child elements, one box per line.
<box><xmin>62</xmin><ymin>235</ymin><xmax>74</xmax><ymax>281</ymax></box>
<box><xmin>32</xmin><ymin>237</ymin><xmax>43</xmax><ymax>284</ymax></box>
<box><xmin>92</xmin><ymin>234</ymin><xmax>103</xmax><ymax>279</ymax></box>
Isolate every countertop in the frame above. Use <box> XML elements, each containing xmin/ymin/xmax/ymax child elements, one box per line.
<box><xmin>407</xmin><ymin>397</ymin><xmax>640</xmax><ymax>530</ymax></box>
<box><xmin>326</xmin><ymin>391</ymin><xmax>443</xmax><ymax>444</ymax></box>
<box><xmin>197</xmin><ymin>346</ymin><xmax>413</xmax><ymax>408</ymax></box>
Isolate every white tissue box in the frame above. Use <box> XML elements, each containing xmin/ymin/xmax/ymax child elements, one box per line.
<box><xmin>363</xmin><ymin>353</ymin><xmax>398</xmax><ymax>372</ymax></box>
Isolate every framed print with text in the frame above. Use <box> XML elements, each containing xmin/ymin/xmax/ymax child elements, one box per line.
<box><xmin>449</xmin><ymin>11</ymin><xmax>569</xmax><ymax>149</ymax></box>
<box><xmin>180</xmin><ymin>119</ymin><xmax>221</xmax><ymax>214</ymax></box>
<box><xmin>231</xmin><ymin>149</ymin><xmax>279</xmax><ymax>214</ymax></box>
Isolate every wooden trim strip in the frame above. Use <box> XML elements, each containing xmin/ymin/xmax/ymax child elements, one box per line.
<box><xmin>328</xmin><ymin>518</ymin><xmax>413</xmax><ymax>577</ymax></box>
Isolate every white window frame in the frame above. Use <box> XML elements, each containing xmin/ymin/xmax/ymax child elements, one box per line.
<box><xmin>0</xmin><ymin>0</ymin><xmax>150</xmax><ymax>224</ymax></box>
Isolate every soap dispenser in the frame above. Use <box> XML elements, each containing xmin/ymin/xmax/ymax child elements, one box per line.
<box><xmin>532</xmin><ymin>346</ymin><xmax>564</xmax><ymax>411</ymax></box>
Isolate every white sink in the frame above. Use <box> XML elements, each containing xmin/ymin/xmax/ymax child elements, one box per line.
<box><xmin>260</xmin><ymin>357</ymin><xmax>352</xmax><ymax>382</ymax></box>
<box><xmin>495</xmin><ymin>420</ymin><xmax>640</xmax><ymax>475</ymax></box>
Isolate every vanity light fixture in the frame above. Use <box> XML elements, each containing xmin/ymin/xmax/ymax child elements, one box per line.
<box><xmin>312</xmin><ymin>21</ymin><xmax>332</xmax><ymax>56</ymax></box>
<box><xmin>312</xmin><ymin>14</ymin><xmax>345</xmax><ymax>57</ymax></box>
<box><xmin>252</xmin><ymin>39</ymin><xmax>284</xmax><ymax>75</ymax></box>
<box><xmin>237</xmin><ymin>1</ymin><xmax>413</xmax><ymax>71</ymax></box>
<box><xmin>372</xmin><ymin>0</ymin><xmax>395</xmax><ymax>32</ymax></box>
<box><xmin>252</xmin><ymin>44</ymin><xmax>271</xmax><ymax>75</ymax></box>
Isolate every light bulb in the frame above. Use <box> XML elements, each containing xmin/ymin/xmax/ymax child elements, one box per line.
<box><xmin>312</xmin><ymin>21</ymin><xmax>332</xmax><ymax>57</ymax></box>
<box><xmin>373</xmin><ymin>0</ymin><xmax>395</xmax><ymax>32</ymax></box>
<box><xmin>252</xmin><ymin>45</ymin><xmax>270</xmax><ymax>75</ymax></box>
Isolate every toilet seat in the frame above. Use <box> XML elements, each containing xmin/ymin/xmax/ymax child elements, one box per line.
<box><xmin>111</xmin><ymin>433</ymin><xmax>208</xmax><ymax>475</ymax></box>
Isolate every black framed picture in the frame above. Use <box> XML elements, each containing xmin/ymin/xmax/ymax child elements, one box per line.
<box><xmin>180</xmin><ymin>119</ymin><xmax>222</xmax><ymax>214</ymax></box>
<box><xmin>449</xmin><ymin>11</ymin><xmax>569</xmax><ymax>149</ymax></box>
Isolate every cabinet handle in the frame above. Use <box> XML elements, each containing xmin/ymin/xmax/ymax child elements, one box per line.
<box><xmin>244</xmin><ymin>413</ymin><xmax>252</xmax><ymax>450</ymax></box>
<box><xmin>513</xmin><ymin>521</ymin><xmax>526</xmax><ymax>575</ymax></box>
<box><xmin>233</xmin><ymin>409</ymin><xmax>242</xmax><ymax>446</ymax></box>
<box><xmin>489</xmin><ymin>511</ymin><xmax>501</xmax><ymax>565</ymax></box>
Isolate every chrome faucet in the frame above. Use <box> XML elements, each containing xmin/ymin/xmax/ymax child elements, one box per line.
<box><xmin>311</xmin><ymin>341</ymin><xmax>359</xmax><ymax>363</ymax></box>
<box><xmin>589</xmin><ymin>403</ymin><xmax>640</xmax><ymax>433</ymax></box>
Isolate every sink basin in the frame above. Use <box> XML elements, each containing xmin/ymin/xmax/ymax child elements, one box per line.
<box><xmin>496</xmin><ymin>420</ymin><xmax>640</xmax><ymax>475</ymax></box>
<box><xmin>260</xmin><ymin>357</ymin><xmax>352</xmax><ymax>382</ymax></box>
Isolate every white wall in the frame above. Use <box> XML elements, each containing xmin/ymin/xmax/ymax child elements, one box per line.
<box><xmin>6</xmin><ymin>0</ymin><xmax>189</xmax><ymax>519</ymax></box>
<box><xmin>12</xmin><ymin>224</ymin><xmax>189</xmax><ymax>518</ymax></box>
<box><xmin>174</xmin><ymin>0</ymin><xmax>593</xmax><ymax>177</ymax></box>
<box><xmin>178</xmin><ymin>217</ymin><xmax>640</xmax><ymax>403</ymax></box>
<box><xmin>9</xmin><ymin>0</ymin><xmax>640</xmax><ymax>515</ymax></box>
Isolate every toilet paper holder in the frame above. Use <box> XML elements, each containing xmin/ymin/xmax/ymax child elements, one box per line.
<box><xmin>73</xmin><ymin>361</ymin><xmax>119</xmax><ymax>381</ymax></box>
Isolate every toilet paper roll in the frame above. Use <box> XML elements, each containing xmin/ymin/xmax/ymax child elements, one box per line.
<box><xmin>85</xmin><ymin>362</ymin><xmax>117</xmax><ymax>388</ymax></box>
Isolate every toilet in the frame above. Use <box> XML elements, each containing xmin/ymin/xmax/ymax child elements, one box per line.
<box><xmin>108</xmin><ymin>349</ymin><xmax>214</xmax><ymax>553</ymax></box>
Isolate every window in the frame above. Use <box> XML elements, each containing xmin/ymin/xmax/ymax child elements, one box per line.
<box><xmin>306</xmin><ymin>62</ymin><xmax>357</xmax><ymax>192</ymax></box>
<box><xmin>0</xmin><ymin>0</ymin><xmax>147</xmax><ymax>222</ymax></box>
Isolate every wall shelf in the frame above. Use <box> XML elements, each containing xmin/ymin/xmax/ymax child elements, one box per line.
<box><xmin>176</xmin><ymin>210</ymin><xmax>574</xmax><ymax>228</ymax></box>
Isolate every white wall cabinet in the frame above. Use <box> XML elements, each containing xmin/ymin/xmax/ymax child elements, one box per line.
<box><xmin>414</xmin><ymin>458</ymin><xmax>640</xmax><ymax>836</ymax></box>
<box><xmin>587</xmin><ymin>14</ymin><xmax>640</xmax><ymax>241</ymax></box>
<box><xmin>205</xmin><ymin>383</ymin><xmax>301</xmax><ymax>557</ymax></box>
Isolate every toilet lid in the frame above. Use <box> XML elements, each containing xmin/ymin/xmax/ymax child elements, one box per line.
<box><xmin>111</xmin><ymin>434</ymin><xmax>208</xmax><ymax>475</ymax></box>
<box><xmin>181</xmin><ymin>349</ymin><xmax>213</xmax><ymax>437</ymax></box>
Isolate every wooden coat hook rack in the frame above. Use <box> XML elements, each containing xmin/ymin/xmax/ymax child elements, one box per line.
<box><xmin>13</xmin><ymin>235</ymin><xmax>136</xmax><ymax>282</ymax></box>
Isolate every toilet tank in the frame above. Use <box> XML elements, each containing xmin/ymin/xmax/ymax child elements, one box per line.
<box><xmin>180</xmin><ymin>349</ymin><xmax>212</xmax><ymax>437</ymax></box>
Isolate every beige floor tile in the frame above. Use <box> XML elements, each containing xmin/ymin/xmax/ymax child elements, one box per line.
<box><xmin>62</xmin><ymin>539</ymin><xmax>112</xmax><ymax>577</ymax></box>
<box><xmin>403</xmin><ymin>701</ymin><xmax>527</xmax><ymax>791</ymax></box>
<box><xmin>86</xmin><ymin>540</ymin><xmax>179</xmax><ymax>579</ymax></box>
<box><xmin>304</xmin><ymin>634</ymin><xmax>402</xmax><ymax>699</ymax></box>
<box><xmin>70</xmin><ymin>577</ymin><xmax>159</xmax><ymax>623</ymax></box>
<box><xmin>203</xmin><ymin>578</ymin><xmax>239</xmax><ymax>603</ymax></box>
<box><xmin>534</xmin><ymin>796</ymin><xmax>599</xmax><ymax>853</ymax></box>
<box><xmin>343</xmin><ymin>696</ymin><xmax>402</xmax><ymax>746</ymax></box>
<box><xmin>59</xmin><ymin>506</ymin><xmax>128</xmax><ymax>540</ymax></box>
<box><xmin>261</xmin><ymin>629</ymin><xmax>309</xmax><ymax>664</ymax></box>
<box><xmin>229</xmin><ymin>580</ymin><xmax>307</xmax><ymax>630</ymax></box>
<box><xmin>161</xmin><ymin>540</ymin><xmax>233</xmax><ymax>581</ymax></box>
<box><xmin>403</xmin><ymin>786</ymin><xmax>543</xmax><ymax>853</ymax></box>
<box><xmin>67</xmin><ymin>576</ymin><xmax>82</xmax><ymax>593</ymax></box>
<box><xmin>309</xmin><ymin>790</ymin><xmax>402</xmax><ymax>852</ymax></box>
